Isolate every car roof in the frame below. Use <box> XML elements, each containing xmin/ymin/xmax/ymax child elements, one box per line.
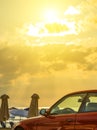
<box><xmin>68</xmin><ymin>89</ymin><xmax>97</xmax><ymax>95</ymax></box>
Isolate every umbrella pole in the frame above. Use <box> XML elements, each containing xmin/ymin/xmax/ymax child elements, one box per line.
<box><xmin>4</xmin><ymin>117</ymin><xmax>6</xmax><ymax>128</ymax></box>
<box><xmin>5</xmin><ymin>120</ymin><xmax>6</xmax><ymax>128</ymax></box>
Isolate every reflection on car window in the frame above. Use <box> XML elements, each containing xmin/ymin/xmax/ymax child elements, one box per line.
<box><xmin>83</xmin><ymin>93</ymin><xmax>97</xmax><ymax>112</ymax></box>
<box><xmin>50</xmin><ymin>93</ymin><xmax>86</xmax><ymax>115</ymax></box>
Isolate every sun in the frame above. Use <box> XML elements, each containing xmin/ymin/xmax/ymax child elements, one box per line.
<box><xmin>44</xmin><ymin>9</ymin><xmax>59</xmax><ymax>23</ymax></box>
<box><xmin>18</xmin><ymin>6</ymin><xmax>80</xmax><ymax>43</ymax></box>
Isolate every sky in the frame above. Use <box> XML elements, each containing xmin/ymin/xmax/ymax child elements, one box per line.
<box><xmin>0</xmin><ymin>0</ymin><xmax>97</xmax><ymax>108</ymax></box>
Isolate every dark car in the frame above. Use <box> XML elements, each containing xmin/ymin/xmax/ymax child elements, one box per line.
<box><xmin>12</xmin><ymin>90</ymin><xmax>97</xmax><ymax>130</ymax></box>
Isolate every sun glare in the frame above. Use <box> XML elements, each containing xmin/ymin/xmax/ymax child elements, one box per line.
<box><xmin>19</xmin><ymin>6</ymin><xmax>79</xmax><ymax>43</ymax></box>
<box><xmin>44</xmin><ymin>9</ymin><xmax>58</xmax><ymax>23</ymax></box>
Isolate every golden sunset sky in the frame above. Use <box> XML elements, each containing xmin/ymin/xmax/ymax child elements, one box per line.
<box><xmin>0</xmin><ymin>0</ymin><xmax>97</xmax><ymax>108</ymax></box>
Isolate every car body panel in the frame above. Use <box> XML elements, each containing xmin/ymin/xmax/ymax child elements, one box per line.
<box><xmin>75</xmin><ymin>111</ymin><xmax>97</xmax><ymax>130</ymax></box>
<box><xmin>36</xmin><ymin>114</ymin><xmax>76</xmax><ymax>130</ymax></box>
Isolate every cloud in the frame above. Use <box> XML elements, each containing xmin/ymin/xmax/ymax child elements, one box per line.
<box><xmin>44</xmin><ymin>22</ymin><xmax>69</xmax><ymax>33</ymax></box>
<box><xmin>0</xmin><ymin>0</ymin><xmax>97</xmax><ymax>107</ymax></box>
<box><xmin>0</xmin><ymin>42</ymin><xmax>97</xmax><ymax>87</ymax></box>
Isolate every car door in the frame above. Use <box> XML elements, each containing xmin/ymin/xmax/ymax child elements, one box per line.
<box><xmin>37</xmin><ymin>93</ymin><xmax>86</xmax><ymax>130</ymax></box>
<box><xmin>75</xmin><ymin>92</ymin><xmax>97</xmax><ymax>130</ymax></box>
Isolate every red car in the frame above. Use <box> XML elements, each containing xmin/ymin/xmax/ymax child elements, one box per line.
<box><xmin>12</xmin><ymin>90</ymin><xmax>97</xmax><ymax>130</ymax></box>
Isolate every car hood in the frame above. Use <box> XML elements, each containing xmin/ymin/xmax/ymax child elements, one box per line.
<box><xmin>13</xmin><ymin>115</ymin><xmax>45</xmax><ymax>129</ymax></box>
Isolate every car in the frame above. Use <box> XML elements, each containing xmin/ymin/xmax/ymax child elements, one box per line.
<box><xmin>12</xmin><ymin>90</ymin><xmax>97</xmax><ymax>130</ymax></box>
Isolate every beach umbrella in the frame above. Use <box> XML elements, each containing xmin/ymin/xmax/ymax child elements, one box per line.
<box><xmin>10</xmin><ymin>109</ymin><xmax>28</xmax><ymax>117</ymax></box>
<box><xmin>28</xmin><ymin>93</ymin><xmax>39</xmax><ymax>118</ymax></box>
<box><xmin>0</xmin><ymin>94</ymin><xmax>9</xmax><ymax>121</ymax></box>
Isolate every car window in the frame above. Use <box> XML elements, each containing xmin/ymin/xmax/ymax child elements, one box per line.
<box><xmin>83</xmin><ymin>93</ymin><xmax>97</xmax><ymax>112</ymax></box>
<box><xmin>50</xmin><ymin>93</ymin><xmax>86</xmax><ymax>115</ymax></box>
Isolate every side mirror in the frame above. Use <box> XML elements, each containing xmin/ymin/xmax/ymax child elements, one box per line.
<box><xmin>40</xmin><ymin>108</ymin><xmax>48</xmax><ymax>116</ymax></box>
<box><xmin>40</xmin><ymin>108</ymin><xmax>55</xmax><ymax>119</ymax></box>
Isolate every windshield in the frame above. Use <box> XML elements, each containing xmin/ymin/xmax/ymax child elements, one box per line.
<box><xmin>50</xmin><ymin>93</ymin><xmax>86</xmax><ymax>115</ymax></box>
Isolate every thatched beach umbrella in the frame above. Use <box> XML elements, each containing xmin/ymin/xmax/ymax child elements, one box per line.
<box><xmin>28</xmin><ymin>93</ymin><xmax>39</xmax><ymax>118</ymax></box>
<box><xmin>0</xmin><ymin>94</ymin><xmax>9</xmax><ymax>121</ymax></box>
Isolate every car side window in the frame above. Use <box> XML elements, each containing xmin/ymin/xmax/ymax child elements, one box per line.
<box><xmin>84</xmin><ymin>93</ymin><xmax>97</xmax><ymax>112</ymax></box>
<box><xmin>50</xmin><ymin>93</ymin><xmax>86</xmax><ymax>115</ymax></box>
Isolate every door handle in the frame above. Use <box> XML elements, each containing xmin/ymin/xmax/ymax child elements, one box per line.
<box><xmin>66</xmin><ymin>118</ymin><xmax>74</xmax><ymax>122</ymax></box>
